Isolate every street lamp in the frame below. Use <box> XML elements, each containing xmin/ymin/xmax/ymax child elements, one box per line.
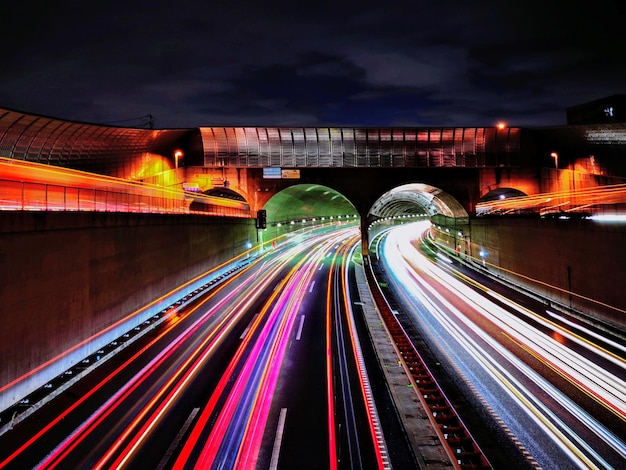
<box><xmin>550</xmin><ymin>152</ymin><xmax>558</xmax><ymax>169</ymax></box>
<box><xmin>174</xmin><ymin>149</ymin><xmax>184</xmax><ymax>169</ymax></box>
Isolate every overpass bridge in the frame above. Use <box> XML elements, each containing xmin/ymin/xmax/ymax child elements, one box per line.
<box><xmin>2</xmin><ymin>105</ymin><xmax>626</xmax><ymax>416</ymax></box>
<box><xmin>3</xmin><ymin>105</ymin><xmax>625</xmax><ymax>235</ymax></box>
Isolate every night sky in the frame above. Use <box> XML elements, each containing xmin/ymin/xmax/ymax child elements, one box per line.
<box><xmin>3</xmin><ymin>1</ymin><xmax>625</xmax><ymax>129</ymax></box>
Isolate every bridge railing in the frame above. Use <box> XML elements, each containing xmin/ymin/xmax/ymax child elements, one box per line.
<box><xmin>0</xmin><ymin>178</ymin><xmax>251</xmax><ymax>217</ymax></box>
<box><xmin>1</xmin><ymin>178</ymin><xmax>189</xmax><ymax>214</ymax></box>
<box><xmin>0</xmin><ymin>156</ymin><xmax>251</xmax><ymax>217</ymax></box>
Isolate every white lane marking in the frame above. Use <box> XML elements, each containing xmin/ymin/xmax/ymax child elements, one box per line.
<box><xmin>240</xmin><ymin>314</ymin><xmax>259</xmax><ymax>339</ymax></box>
<box><xmin>296</xmin><ymin>315</ymin><xmax>306</xmax><ymax>341</ymax></box>
<box><xmin>309</xmin><ymin>280</ymin><xmax>316</xmax><ymax>293</ymax></box>
<box><xmin>269</xmin><ymin>408</ymin><xmax>288</xmax><ymax>470</ymax></box>
<box><xmin>156</xmin><ymin>407</ymin><xmax>199</xmax><ymax>470</ymax></box>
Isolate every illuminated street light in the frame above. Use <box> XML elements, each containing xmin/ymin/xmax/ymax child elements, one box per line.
<box><xmin>174</xmin><ymin>149</ymin><xmax>184</xmax><ymax>169</ymax></box>
<box><xmin>551</xmin><ymin>152</ymin><xmax>558</xmax><ymax>169</ymax></box>
<box><xmin>496</xmin><ymin>121</ymin><xmax>506</xmax><ymax>130</ymax></box>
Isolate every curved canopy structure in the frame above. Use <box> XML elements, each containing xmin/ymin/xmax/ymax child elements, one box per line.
<box><xmin>479</xmin><ymin>187</ymin><xmax>528</xmax><ymax>202</ymax></box>
<box><xmin>368</xmin><ymin>183</ymin><xmax>469</xmax><ymax>219</ymax></box>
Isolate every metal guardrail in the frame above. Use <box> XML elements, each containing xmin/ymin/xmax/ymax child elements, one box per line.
<box><xmin>1</xmin><ymin>178</ymin><xmax>186</xmax><ymax>213</ymax></box>
<box><xmin>0</xmin><ymin>178</ymin><xmax>250</xmax><ymax>217</ymax></box>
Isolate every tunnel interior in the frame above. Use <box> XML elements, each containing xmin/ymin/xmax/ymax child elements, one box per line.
<box><xmin>262</xmin><ymin>184</ymin><xmax>359</xmax><ymax>225</ymax></box>
<box><xmin>259</xmin><ymin>182</ymin><xmax>469</xmax><ymax>252</ymax></box>
<box><xmin>368</xmin><ymin>182</ymin><xmax>468</xmax><ymax>226</ymax></box>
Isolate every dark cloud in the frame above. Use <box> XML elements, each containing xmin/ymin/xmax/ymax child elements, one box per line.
<box><xmin>2</xmin><ymin>1</ymin><xmax>625</xmax><ymax>128</ymax></box>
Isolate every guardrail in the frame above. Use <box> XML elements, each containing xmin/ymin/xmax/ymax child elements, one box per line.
<box><xmin>1</xmin><ymin>178</ymin><xmax>190</xmax><ymax>214</ymax></box>
<box><xmin>0</xmin><ymin>157</ymin><xmax>250</xmax><ymax>217</ymax></box>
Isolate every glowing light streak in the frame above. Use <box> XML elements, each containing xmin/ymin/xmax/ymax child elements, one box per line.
<box><xmin>174</xmin><ymin>229</ymin><xmax>357</xmax><ymax>468</ymax></box>
<box><xmin>0</xmin><ymin>157</ymin><xmax>249</xmax><ymax>215</ymax></box>
<box><xmin>39</xmin><ymin>268</ymin><xmax>265</xmax><ymax>469</ymax></box>
<box><xmin>0</xmin><ymin>252</ymin><xmax>255</xmax><ymax>400</ymax></box>
<box><xmin>382</xmin><ymin>222</ymin><xmax>626</xmax><ymax>467</ymax></box>
<box><xmin>341</xmin><ymin>240</ymin><xmax>388</xmax><ymax>469</ymax></box>
<box><xmin>476</xmin><ymin>183</ymin><xmax>626</xmax><ymax>216</ymax></box>
<box><xmin>323</xmin><ymin>238</ymin><xmax>348</xmax><ymax>470</ymax></box>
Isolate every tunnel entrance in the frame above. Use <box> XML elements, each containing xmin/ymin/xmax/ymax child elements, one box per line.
<box><xmin>258</xmin><ymin>184</ymin><xmax>360</xmax><ymax>246</ymax></box>
<box><xmin>366</xmin><ymin>183</ymin><xmax>469</xmax><ymax>252</ymax></box>
<box><xmin>256</xmin><ymin>182</ymin><xmax>469</xmax><ymax>257</ymax></box>
<box><xmin>262</xmin><ymin>184</ymin><xmax>359</xmax><ymax>225</ymax></box>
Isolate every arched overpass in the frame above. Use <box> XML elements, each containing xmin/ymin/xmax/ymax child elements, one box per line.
<box><xmin>3</xmin><ymin>105</ymin><xmax>626</xmax><ymax>219</ymax></box>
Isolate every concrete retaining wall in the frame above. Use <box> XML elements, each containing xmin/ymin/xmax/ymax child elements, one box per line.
<box><xmin>435</xmin><ymin>217</ymin><xmax>626</xmax><ymax>329</ymax></box>
<box><xmin>0</xmin><ymin>212</ymin><xmax>256</xmax><ymax>411</ymax></box>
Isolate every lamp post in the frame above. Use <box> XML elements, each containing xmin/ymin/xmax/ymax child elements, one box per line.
<box><xmin>174</xmin><ymin>150</ymin><xmax>184</xmax><ymax>169</ymax></box>
<box><xmin>550</xmin><ymin>152</ymin><xmax>558</xmax><ymax>169</ymax></box>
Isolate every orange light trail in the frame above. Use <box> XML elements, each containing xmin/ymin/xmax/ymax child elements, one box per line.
<box><xmin>477</xmin><ymin>183</ymin><xmax>626</xmax><ymax>216</ymax></box>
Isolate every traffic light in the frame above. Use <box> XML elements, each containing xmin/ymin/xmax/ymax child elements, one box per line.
<box><xmin>256</xmin><ymin>209</ymin><xmax>267</xmax><ymax>229</ymax></box>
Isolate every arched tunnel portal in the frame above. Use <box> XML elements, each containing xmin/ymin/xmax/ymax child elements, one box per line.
<box><xmin>255</xmin><ymin>177</ymin><xmax>469</xmax><ymax>255</ymax></box>
<box><xmin>195</xmin><ymin>166</ymin><xmax>483</xmax><ymax>254</ymax></box>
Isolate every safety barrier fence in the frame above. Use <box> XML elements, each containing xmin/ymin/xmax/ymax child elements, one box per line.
<box><xmin>0</xmin><ymin>177</ymin><xmax>250</xmax><ymax>218</ymax></box>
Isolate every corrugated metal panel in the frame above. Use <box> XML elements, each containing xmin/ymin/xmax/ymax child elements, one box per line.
<box><xmin>234</xmin><ymin>128</ymin><xmax>248</xmax><ymax>166</ymax></box>
<box><xmin>355</xmin><ymin>129</ymin><xmax>367</xmax><ymax>166</ymax></box>
<box><xmin>330</xmin><ymin>128</ymin><xmax>343</xmax><ymax>166</ymax></box>
<box><xmin>442</xmin><ymin>128</ymin><xmax>455</xmax><ymax>167</ymax></box>
<box><xmin>304</xmin><ymin>128</ymin><xmax>318</xmax><ymax>166</ymax></box>
<box><xmin>317</xmin><ymin>128</ymin><xmax>332</xmax><ymax>166</ymax></box>
<box><xmin>291</xmin><ymin>128</ymin><xmax>306</xmax><ymax>166</ymax></box>
<box><xmin>462</xmin><ymin>128</ymin><xmax>477</xmax><ymax>167</ymax></box>
<box><xmin>483</xmin><ymin>127</ymin><xmax>497</xmax><ymax>166</ymax></box>
<box><xmin>256</xmin><ymin>128</ymin><xmax>270</xmax><ymax>167</ymax></box>
<box><xmin>278</xmin><ymin>128</ymin><xmax>295</xmax><ymax>166</ymax></box>
<box><xmin>475</xmin><ymin>128</ymin><xmax>486</xmax><ymax>166</ymax></box>
<box><xmin>379</xmin><ymin>128</ymin><xmax>392</xmax><ymax>167</ymax></box>
<box><xmin>223</xmin><ymin>128</ymin><xmax>238</xmax><ymax>166</ymax></box>
<box><xmin>341</xmin><ymin>128</ymin><xmax>356</xmax><ymax>167</ymax></box>
<box><xmin>404</xmin><ymin>129</ymin><xmax>417</xmax><ymax>166</ymax></box>
<box><xmin>244</xmin><ymin>128</ymin><xmax>260</xmax><ymax>166</ymax></box>
<box><xmin>392</xmin><ymin>129</ymin><xmax>405</xmax><ymax>167</ymax></box>
<box><xmin>367</xmin><ymin>129</ymin><xmax>380</xmax><ymax>167</ymax></box>
<box><xmin>267</xmin><ymin>128</ymin><xmax>281</xmax><ymax>166</ymax></box>
<box><xmin>417</xmin><ymin>130</ymin><xmax>429</xmax><ymax>166</ymax></box>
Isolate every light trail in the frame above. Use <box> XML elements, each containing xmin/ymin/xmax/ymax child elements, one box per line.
<box><xmin>2</xmin><ymin>223</ymin><xmax>388</xmax><ymax>469</ymax></box>
<box><xmin>341</xmin><ymin>240</ymin><xmax>389</xmax><ymax>469</ymax></box>
<box><xmin>173</xmin><ymin>228</ymin><xmax>358</xmax><ymax>469</ymax></box>
<box><xmin>36</xmin><ymin>259</ymin><xmax>273</xmax><ymax>469</ymax></box>
<box><xmin>475</xmin><ymin>183</ymin><xmax>626</xmax><ymax>216</ymax></box>
<box><xmin>381</xmin><ymin>221</ymin><xmax>626</xmax><ymax>469</ymax></box>
<box><xmin>0</xmin><ymin>157</ymin><xmax>249</xmax><ymax>215</ymax></box>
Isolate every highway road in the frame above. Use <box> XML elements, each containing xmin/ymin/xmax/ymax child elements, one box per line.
<box><xmin>0</xmin><ymin>224</ymin><xmax>391</xmax><ymax>469</ymax></box>
<box><xmin>376</xmin><ymin>221</ymin><xmax>626</xmax><ymax>469</ymax></box>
